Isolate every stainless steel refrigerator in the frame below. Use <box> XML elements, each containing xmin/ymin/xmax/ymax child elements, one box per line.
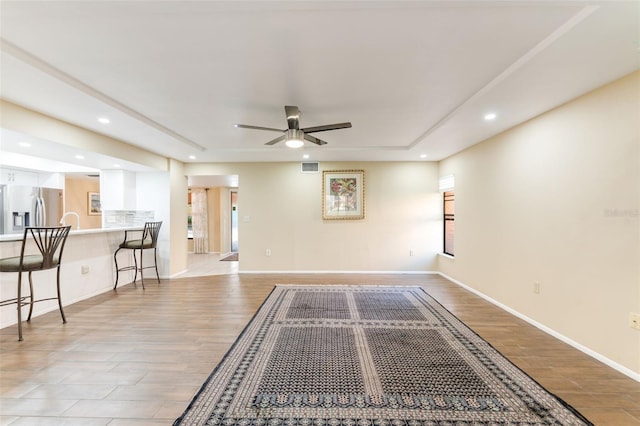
<box><xmin>2</xmin><ymin>185</ymin><xmax>63</xmax><ymax>234</ymax></box>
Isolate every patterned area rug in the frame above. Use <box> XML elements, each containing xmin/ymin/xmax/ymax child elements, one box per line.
<box><xmin>175</xmin><ymin>285</ymin><xmax>592</xmax><ymax>425</ymax></box>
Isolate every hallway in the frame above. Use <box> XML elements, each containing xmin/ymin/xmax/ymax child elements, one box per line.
<box><xmin>176</xmin><ymin>252</ymin><xmax>238</xmax><ymax>278</ymax></box>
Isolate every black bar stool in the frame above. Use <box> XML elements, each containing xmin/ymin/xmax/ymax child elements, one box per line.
<box><xmin>113</xmin><ymin>221</ymin><xmax>162</xmax><ymax>290</ymax></box>
<box><xmin>0</xmin><ymin>226</ymin><xmax>72</xmax><ymax>341</ymax></box>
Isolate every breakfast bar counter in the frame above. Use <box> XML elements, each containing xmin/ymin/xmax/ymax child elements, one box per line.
<box><xmin>0</xmin><ymin>226</ymin><xmax>142</xmax><ymax>242</ymax></box>
<box><xmin>0</xmin><ymin>227</ymin><xmax>142</xmax><ymax>330</ymax></box>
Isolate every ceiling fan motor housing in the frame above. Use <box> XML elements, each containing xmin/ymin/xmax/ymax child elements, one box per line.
<box><xmin>287</xmin><ymin>129</ymin><xmax>304</xmax><ymax>141</ymax></box>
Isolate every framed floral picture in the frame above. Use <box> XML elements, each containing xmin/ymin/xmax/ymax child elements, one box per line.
<box><xmin>322</xmin><ymin>170</ymin><xmax>365</xmax><ymax>220</ymax></box>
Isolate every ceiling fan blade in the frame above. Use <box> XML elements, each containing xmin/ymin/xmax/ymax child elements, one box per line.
<box><xmin>304</xmin><ymin>134</ymin><xmax>328</xmax><ymax>146</ymax></box>
<box><xmin>285</xmin><ymin>105</ymin><xmax>300</xmax><ymax>130</ymax></box>
<box><xmin>302</xmin><ymin>122</ymin><xmax>352</xmax><ymax>134</ymax></box>
<box><xmin>235</xmin><ymin>124</ymin><xmax>284</xmax><ymax>132</ymax></box>
<box><xmin>265</xmin><ymin>134</ymin><xmax>287</xmax><ymax>146</ymax></box>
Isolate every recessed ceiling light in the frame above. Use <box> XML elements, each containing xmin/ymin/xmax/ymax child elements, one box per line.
<box><xmin>75</xmin><ymin>154</ymin><xmax>85</xmax><ymax>160</ymax></box>
<box><xmin>303</xmin><ymin>154</ymin><xmax>310</xmax><ymax>159</ymax></box>
<box><xmin>420</xmin><ymin>154</ymin><xmax>427</xmax><ymax>159</ymax></box>
<box><xmin>18</xmin><ymin>142</ymin><xmax>31</xmax><ymax>148</ymax></box>
<box><xmin>484</xmin><ymin>112</ymin><xmax>497</xmax><ymax>121</ymax></box>
<box><xmin>188</xmin><ymin>155</ymin><xmax>196</xmax><ymax>160</ymax></box>
<box><xmin>113</xmin><ymin>164</ymin><xmax>121</xmax><ymax>168</ymax></box>
<box><xmin>98</xmin><ymin>117</ymin><xmax>110</xmax><ymax>124</ymax></box>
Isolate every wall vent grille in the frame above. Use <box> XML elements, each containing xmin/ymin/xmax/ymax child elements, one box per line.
<box><xmin>301</xmin><ymin>162</ymin><xmax>319</xmax><ymax>173</ymax></box>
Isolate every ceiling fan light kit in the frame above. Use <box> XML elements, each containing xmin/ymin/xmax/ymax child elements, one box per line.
<box><xmin>285</xmin><ymin>129</ymin><xmax>305</xmax><ymax>148</ymax></box>
<box><xmin>285</xmin><ymin>140</ymin><xmax>304</xmax><ymax>148</ymax></box>
<box><xmin>235</xmin><ymin>105</ymin><xmax>352</xmax><ymax>148</ymax></box>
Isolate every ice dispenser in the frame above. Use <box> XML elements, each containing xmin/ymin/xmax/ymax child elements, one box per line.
<box><xmin>12</xmin><ymin>211</ymin><xmax>30</xmax><ymax>232</ymax></box>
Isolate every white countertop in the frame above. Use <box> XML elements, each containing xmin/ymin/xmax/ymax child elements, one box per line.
<box><xmin>0</xmin><ymin>226</ymin><xmax>143</xmax><ymax>242</ymax></box>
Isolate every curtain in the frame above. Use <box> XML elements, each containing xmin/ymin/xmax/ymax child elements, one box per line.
<box><xmin>191</xmin><ymin>188</ymin><xmax>209</xmax><ymax>254</ymax></box>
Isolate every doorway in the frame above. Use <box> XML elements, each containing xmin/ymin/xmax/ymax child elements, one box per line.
<box><xmin>231</xmin><ymin>190</ymin><xmax>238</xmax><ymax>253</ymax></box>
<box><xmin>182</xmin><ymin>175</ymin><xmax>239</xmax><ymax>277</ymax></box>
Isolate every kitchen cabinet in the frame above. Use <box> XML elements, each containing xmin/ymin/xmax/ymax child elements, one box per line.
<box><xmin>0</xmin><ymin>168</ymin><xmax>64</xmax><ymax>189</ymax></box>
<box><xmin>38</xmin><ymin>172</ymin><xmax>65</xmax><ymax>190</ymax></box>
<box><xmin>100</xmin><ymin>170</ymin><xmax>135</xmax><ymax>210</ymax></box>
<box><xmin>0</xmin><ymin>168</ymin><xmax>39</xmax><ymax>187</ymax></box>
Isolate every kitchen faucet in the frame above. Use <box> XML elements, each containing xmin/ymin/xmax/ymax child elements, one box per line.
<box><xmin>60</xmin><ymin>211</ymin><xmax>80</xmax><ymax>230</ymax></box>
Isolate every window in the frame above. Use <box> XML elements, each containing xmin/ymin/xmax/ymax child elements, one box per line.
<box><xmin>443</xmin><ymin>191</ymin><xmax>454</xmax><ymax>256</ymax></box>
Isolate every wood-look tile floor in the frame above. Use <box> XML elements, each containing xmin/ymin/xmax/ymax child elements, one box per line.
<box><xmin>1</xmin><ymin>273</ymin><xmax>639</xmax><ymax>425</ymax></box>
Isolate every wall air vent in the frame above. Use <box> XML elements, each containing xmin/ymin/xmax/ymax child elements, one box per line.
<box><xmin>301</xmin><ymin>162</ymin><xmax>320</xmax><ymax>173</ymax></box>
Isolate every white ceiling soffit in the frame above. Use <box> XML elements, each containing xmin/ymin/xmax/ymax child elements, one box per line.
<box><xmin>0</xmin><ymin>128</ymin><xmax>157</xmax><ymax>173</ymax></box>
<box><xmin>0</xmin><ymin>1</ymin><xmax>638</xmax><ymax>165</ymax></box>
<box><xmin>188</xmin><ymin>175</ymin><xmax>239</xmax><ymax>189</ymax></box>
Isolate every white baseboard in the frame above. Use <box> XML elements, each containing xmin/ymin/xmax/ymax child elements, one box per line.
<box><xmin>438</xmin><ymin>272</ymin><xmax>640</xmax><ymax>383</ymax></box>
<box><xmin>239</xmin><ymin>270</ymin><xmax>440</xmax><ymax>275</ymax></box>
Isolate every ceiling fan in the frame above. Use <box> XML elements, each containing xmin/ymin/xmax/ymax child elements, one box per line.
<box><xmin>234</xmin><ymin>105</ymin><xmax>352</xmax><ymax>148</ymax></box>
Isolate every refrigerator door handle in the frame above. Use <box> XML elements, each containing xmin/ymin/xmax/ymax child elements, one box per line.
<box><xmin>35</xmin><ymin>197</ymin><xmax>46</xmax><ymax>227</ymax></box>
<box><xmin>40</xmin><ymin>197</ymin><xmax>46</xmax><ymax>226</ymax></box>
<box><xmin>34</xmin><ymin>197</ymin><xmax>39</xmax><ymax>227</ymax></box>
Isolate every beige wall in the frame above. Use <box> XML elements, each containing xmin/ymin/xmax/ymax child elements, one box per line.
<box><xmin>185</xmin><ymin>161</ymin><xmax>441</xmax><ymax>272</ymax></box>
<box><xmin>64</xmin><ymin>176</ymin><xmax>101</xmax><ymax>229</ymax></box>
<box><xmin>219</xmin><ymin>187</ymin><xmax>232</xmax><ymax>254</ymax></box>
<box><xmin>438</xmin><ymin>71</ymin><xmax>640</xmax><ymax>375</ymax></box>
<box><xmin>169</xmin><ymin>159</ymin><xmax>188</xmax><ymax>276</ymax></box>
<box><xmin>208</xmin><ymin>187</ymin><xmax>222</xmax><ymax>253</ymax></box>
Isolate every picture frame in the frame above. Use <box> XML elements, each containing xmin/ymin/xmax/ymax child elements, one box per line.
<box><xmin>88</xmin><ymin>192</ymin><xmax>101</xmax><ymax>215</ymax></box>
<box><xmin>322</xmin><ymin>170</ymin><xmax>365</xmax><ymax>220</ymax></box>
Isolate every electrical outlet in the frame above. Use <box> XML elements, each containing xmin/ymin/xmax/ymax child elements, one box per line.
<box><xmin>533</xmin><ymin>282</ymin><xmax>540</xmax><ymax>294</ymax></box>
<box><xmin>265</xmin><ymin>248</ymin><xmax>271</xmax><ymax>257</ymax></box>
<box><xmin>409</xmin><ymin>249</ymin><xmax>414</xmax><ymax>257</ymax></box>
<box><xmin>81</xmin><ymin>265</ymin><xmax>90</xmax><ymax>275</ymax></box>
<box><xmin>630</xmin><ymin>312</ymin><xmax>640</xmax><ymax>330</ymax></box>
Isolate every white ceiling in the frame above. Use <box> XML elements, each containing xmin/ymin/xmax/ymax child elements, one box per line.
<box><xmin>0</xmin><ymin>1</ymin><xmax>638</xmax><ymax>170</ymax></box>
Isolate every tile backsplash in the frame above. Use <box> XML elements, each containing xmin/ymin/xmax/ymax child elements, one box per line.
<box><xmin>102</xmin><ymin>210</ymin><xmax>155</xmax><ymax>228</ymax></box>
